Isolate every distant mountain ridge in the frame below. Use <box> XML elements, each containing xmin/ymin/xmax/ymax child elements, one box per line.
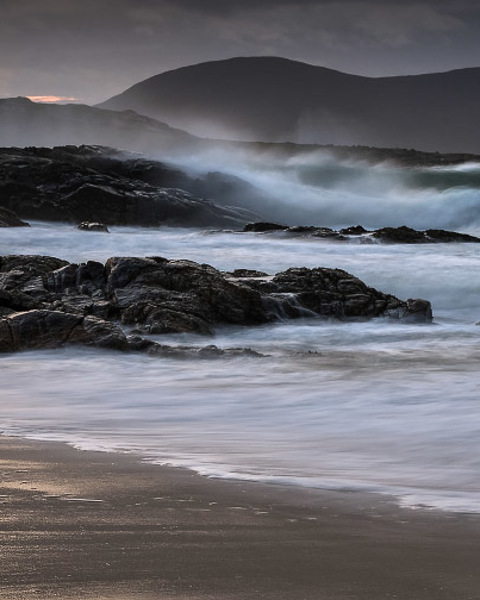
<box><xmin>0</xmin><ymin>97</ymin><xmax>200</xmax><ymax>156</ymax></box>
<box><xmin>98</xmin><ymin>56</ymin><xmax>480</xmax><ymax>154</ymax></box>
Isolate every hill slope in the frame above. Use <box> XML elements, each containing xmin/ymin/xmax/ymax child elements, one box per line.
<box><xmin>0</xmin><ymin>97</ymin><xmax>201</xmax><ymax>157</ymax></box>
<box><xmin>99</xmin><ymin>56</ymin><xmax>480</xmax><ymax>153</ymax></box>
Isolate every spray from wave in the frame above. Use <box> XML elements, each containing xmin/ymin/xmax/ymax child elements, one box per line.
<box><xmin>161</xmin><ymin>144</ymin><xmax>480</xmax><ymax>231</ymax></box>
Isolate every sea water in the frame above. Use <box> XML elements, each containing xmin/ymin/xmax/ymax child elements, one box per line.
<box><xmin>1</xmin><ymin>222</ymin><xmax>480</xmax><ymax>512</ymax></box>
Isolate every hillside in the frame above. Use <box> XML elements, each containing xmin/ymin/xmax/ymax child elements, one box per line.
<box><xmin>99</xmin><ymin>56</ymin><xmax>480</xmax><ymax>154</ymax></box>
<box><xmin>0</xmin><ymin>97</ymin><xmax>201</xmax><ymax>157</ymax></box>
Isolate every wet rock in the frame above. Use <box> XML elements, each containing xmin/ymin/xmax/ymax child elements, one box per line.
<box><xmin>0</xmin><ymin>310</ymin><xmax>127</xmax><ymax>352</ymax></box>
<box><xmin>106</xmin><ymin>256</ymin><xmax>267</xmax><ymax>330</ymax></box>
<box><xmin>146</xmin><ymin>341</ymin><xmax>263</xmax><ymax>359</ymax></box>
<box><xmin>243</xmin><ymin>223</ymin><xmax>480</xmax><ymax>244</ymax></box>
<box><xmin>243</xmin><ymin>222</ymin><xmax>286</xmax><ymax>232</ymax></box>
<box><xmin>339</xmin><ymin>225</ymin><xmax>369</xmax><ymax>235</ymax></box>
<box><xmin>372</xmin><ymin>226</ymin><xmax>427</xmax><ymax>243</ymax></box>
<box><xmin>264</xmin><ymin>267</ymin><xmax>433</xmax><ymax>322</ymax></box>
<box><xmin>0</xmin><ymin>146</ymin><xmax>259</xmax><ymax>228</ymax></box>
<box><xmin>372</xmin><ymin>226</ymin><xmax>480</xmax><ymax>244</ymax></box>
<box><xmin>424</xmin><ymin>229</ymin><xmax>480</xmax><ymax>243</ymax></box>
<box><xmin>0</xmin><ymin>207</ymin><xmax>30</xmax><ymax>227</ymax></box>
<box><xmin>0</xmin><ymin>253</ymin><xmax>433</xmax><ymax>354</ymax></box>
<box><xmin>226</xmin><ymin>269</ymin><xmax>269</xmax><ymax>278</ymax></box>
<box><xmin>77</xmin><ymin>221</ymin><xmax>110</xmax><ymax>232</ymax></box>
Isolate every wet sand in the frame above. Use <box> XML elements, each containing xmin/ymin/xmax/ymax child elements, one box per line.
<box><xmin>1</xmin><ymin>435</ymin><xmax>480</xmax><ymax>600</ymax></box>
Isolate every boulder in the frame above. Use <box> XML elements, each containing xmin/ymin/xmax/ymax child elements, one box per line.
<box><xmin>339</xmin><ymin>225</ymin><xmax>369</xmax><ymax>235</ymax></box>
<box><xmin>77</xmin><ymin>221</ymin><xmax>110</xmax><ymax>232</ymax></box>
<box><xmin>243</xmin><ymin>222</ymin><xmax>286</xmax><ymax>232</ymax></box>
<box><xmin>0</xmin><ymin>207</ymin><xmax>30</xmax><ymax>227</ymax></box>
<box><xmin>255</xmin><ymin>267</ymin><xmax>433</xmax><ymax>322</ymax></box>
<box><xmin>0</xmin><ymin>253</ymin><xmax>433</xmax><ymax>355</ymax></box>
<box><xmin>105</xmin><ymin>256</ymin><xmax>268</xmax><ymax>332</ymax></box>
<box><xmin>0</xmin><ymin>310</ymin><xmax>127</xmax><ymax>352</ymax></box>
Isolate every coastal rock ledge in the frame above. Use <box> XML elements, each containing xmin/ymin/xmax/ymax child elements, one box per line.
<box><xmin>0</xmin><ymin>255</ymin><xmax>432</xmax><ymax>354</ymax></box>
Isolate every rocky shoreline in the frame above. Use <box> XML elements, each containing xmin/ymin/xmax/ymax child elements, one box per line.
<box><xmin>243</xmin><ymin>222</ymin><xmax>480</xmax><ymax>243</ymax></box>
<box><xmin>0</xmin><ymin>145</ymin><xmax>258</xmax><ymax>228</ymax></box>
<box><xmin>2</xmin><ymin>144</ymin><xmax>480</xmax><ymax>243</ymax></box>
<box><xmin>0</xmin><ymin>254</ymin><xmax>432</xmax><ymax>355</ymax></box>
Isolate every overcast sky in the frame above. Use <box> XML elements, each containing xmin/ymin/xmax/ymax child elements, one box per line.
<box><xmin>1</xmin><ymin>0</ymin><xmax>479</xmax><ymax>104</ymax></box>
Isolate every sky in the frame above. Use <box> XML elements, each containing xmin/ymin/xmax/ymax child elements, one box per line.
<box><xmin>1</xmin><ymin>0</ymin><xmax>479</xmax><ymax>105</ymax></box>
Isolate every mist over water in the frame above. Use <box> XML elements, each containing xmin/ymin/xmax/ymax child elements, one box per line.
<box><xmin>2</xmin><ymin>216</ymin><xmax>480</xmax><ymax>513</ymax></box>
<box><xmin>166</xmin><ymin>147</ymin><xmax>480</xmax><ymax>230</ymax></box>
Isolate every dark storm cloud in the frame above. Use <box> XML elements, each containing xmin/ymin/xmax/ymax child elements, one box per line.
<box><xmin>1</xmin><ymin>0</ymin><xmax>479</xmax><ymax>104</ymax></box>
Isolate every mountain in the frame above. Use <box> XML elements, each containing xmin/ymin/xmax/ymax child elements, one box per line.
<box><xmin>0</xmin><ymin>97</ymin><xmax>201</xmax><ymax>157</ymax></box>
<box><xmin>99</xmin><ymin>56</ymin><xmax>480</xmax><ymax>154</ymax></box>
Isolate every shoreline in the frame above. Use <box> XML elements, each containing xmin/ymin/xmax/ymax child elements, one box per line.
<box><xmin>1</xmin><ymin>435</ymin><xmax>480</xmax><ymax>599</ymax></box>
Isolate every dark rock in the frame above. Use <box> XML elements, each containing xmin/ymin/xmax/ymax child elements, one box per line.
<box><xmin>285</xmin><ymin>225</ymin><xmax>319</xmax><ymax>234</ymax></box>
<box><xmin>265</xmin><ymin>267</ymin><xmax>433</xmax><ymax>322</ymax></box>
<box><xmin>0</xmin><ymin>207</ymin><xmax>30</xmax><ymax>227</ymax></box>
<box><xmin>402</xmin><ymin>299</ymin><xmax>433</xmax><ymax>323</ymax></box>
<box><xmin>311</xmin><ymin>228</ymin><xmax>345</xmax><ymax>240</ymax></box>
<box><xmin>243</xmin><ymin>222</ymin><xmax>480</xmax><ymax>244</ymax></box>
<box><xmin>105</xmin><ymin>256</ymin><xmax>267</xmax><ymax>333</ymax></box>
<box><xmin>424</xmin><ymin>229</ymin><xmax>480</xmax><ymax>243</ymax></box>
<box><xmin>127</xmin><ymin>336</ymin><xmax>262</xmax><ymax>359</ymax></box>
<box><xmin>339</xmin><ymin>225</ymin><xmax>369</xmax><ymax>235</ymax></box>
<box><xmin>146</xmin><ymin>342</ymin><xmax>263</xmax><ymax>359</ymax></box>
<box><xmin>68</xmin><ymin>315</ymin><xmax>127</xmax><ymax>350</ymax></box>
<box><xmin>243</xmin><ymin>222</ymin><xmax>286</xmax><ymax>232</ymax></box>
<box><xmin>77</xmin><ymin>221</ymin><xmax>110</xmax><ymax>232</ymax></box>
<box><xmin>0</xmin><ymin>253</ymin><xmax>433</xmax><ymax>355</ymax></box>
<box><xmin>226</xmin><ymin>269</ymin><xmax>269</xmax><ymax>278</ymax></box>
<box><xmin>0</xmin><ymin>310</ymin><xmax>127</xmax><ymax>352</ymax></box>
<box><xmin>372</xmin><ymin>226</ymin><xmax>428</xmax><ymax>243</ymax></box>
<box><xmin>0</xmin><ymin>146</ymin><xmax>260</xmax><ymax>228</ymax></box>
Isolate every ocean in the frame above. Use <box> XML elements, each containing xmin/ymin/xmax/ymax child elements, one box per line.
<box><xmin>2</xmin><ymin>215</ymin><xmax>480</xmax><ymax>514</ymax></box>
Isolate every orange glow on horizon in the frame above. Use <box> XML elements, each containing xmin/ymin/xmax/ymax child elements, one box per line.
<box><xmin>27</xmin><ymin>95</ymin><xmax>78</xmax><ymax>103</ymax></box>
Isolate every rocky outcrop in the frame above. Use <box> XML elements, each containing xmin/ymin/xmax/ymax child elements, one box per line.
<box><xmin>0</xmin><ymin>310</ymin><xmax>127</xmax><ymax>352</ymax></box>
<box><xmin>373</xmin><ymin>226</ymin><xmax>480</xmax><ymax>244</ymax></box>
<box><xmin>0</xmin><ymin>146</ymin><xmax>259</xmax><ymax>228</ymax></box>
<box><xmin>0</xmin><ymin>254</ymin><xmax>433</xmax><ymax>354</ymax></box>
<box><xmin>242</xmin><ymin>223</ymin><xmax>480</xmax><ymax>244</ymax></box>
<box><xmin>243</xmin><ymin>222</ymin><xmax>287</xmax><ymax>232</ymax></box>
<box><xmin>76</xmin><ymin>221</ymin><xmax>110</xmax><ymax>232</ymax></box>
<box><xmin>0</xmin><ymin>207</ymin><xmax>30</xmax><ymax>227</ymax></box>
<box><xmin>235</xmin><ymin>267</ymin><xmax>432</xmax><ymax>323</ymax></box>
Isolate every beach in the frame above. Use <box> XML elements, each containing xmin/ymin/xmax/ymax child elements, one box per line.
<box><xmin>1</xmin><ymin>435</ymin><xmax>479</xmax><ymax>600</ymax></box>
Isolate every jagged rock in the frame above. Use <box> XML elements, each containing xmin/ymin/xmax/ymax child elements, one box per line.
<box><xmin>0</xmin><ymin>254</ymin><xmax>433</xmax><ymax>354</ymax></box>
<box><xmin>424</xmin><ymin>229</ymin><xmax>480</xmax><ymax>243</ymax></box>
<box><xmin>339</xmin><ymin>225</ymin><xmax>369</xmax><ymax>235</ymax></box>
<box><xmin>0</xmin><ymin>207</ymin><xmax>30</xmax><ymax>227</ymax></box>
<box><xmin>126</xmin><ymin>336</ymin><xmax>263</xmax><ymax>359</ymax></box>
<box><xmin>0</xmin><ymin>146</ymin><xmax>259</xmax><ymax>228</ymax></box>
<box><xmin>77</xmin><ymin>221</ymin><xmax>110</xmax><ymax>232</ymax></box>
<box><xmin>106</xmin><ymin>256</ymin><xmax>268</xmax><ymax>333</ymax></box>
<box><xmin>372</xmin><ymin>226</ymin><xmax>427</xmax><ymax>243</ymax></box>
<box><xmin>264</xmin><ymin>267</ymin><xmax>432</xmax><ymax>322</ymax></box>
<box><xmin>243</xmin><ymin>223</ymin><xmax>480</xmax><ymax>244</ymax></box>
<box><xmin>372</xmin><ymin>225</ymin><xmax>480</xmax><ymax>243</ymax></box>
<box><xmin>243</xmin><ymin>222</ymin><xmax>286</xmax><ymax>232</ymax></box>
<box><xmin>0</xmin><ymin>310</ymin><xmax>127</xmax><ymax>352</ymax></box>
<box><xmin>226</xmin><ymin>269</ymin><xmax>269</xmax><ymax>278</ymax></box>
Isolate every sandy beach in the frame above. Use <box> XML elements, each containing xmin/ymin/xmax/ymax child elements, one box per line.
<box><xmin>0</xmin><ymin>435</ymin><xmax>479</xmax><ymax>599</ymax></box>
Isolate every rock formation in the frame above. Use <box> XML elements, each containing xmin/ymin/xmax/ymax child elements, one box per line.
<box><xmin>76</xmin><ymin>221</ymin><xmax>110</xmax><ymax>232</ymax></box>
<box><xmin>0</xmin><ymin>145</ymin><xmax>258</xmax><ymax>228</ymax></box>
<box><xmin>242</xmin><ymin>223</ymin><xmax>480</xmax><ymax>244</ymax></box>
<box><xmin>0</xmin><ymin>254</ymin><xmax>433</xmax><ymax>355</ymax></box>
<box><xmin>0</xmin><ymin>207</ymin><xmax>30</xmax><ymax>227</ymax></box>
